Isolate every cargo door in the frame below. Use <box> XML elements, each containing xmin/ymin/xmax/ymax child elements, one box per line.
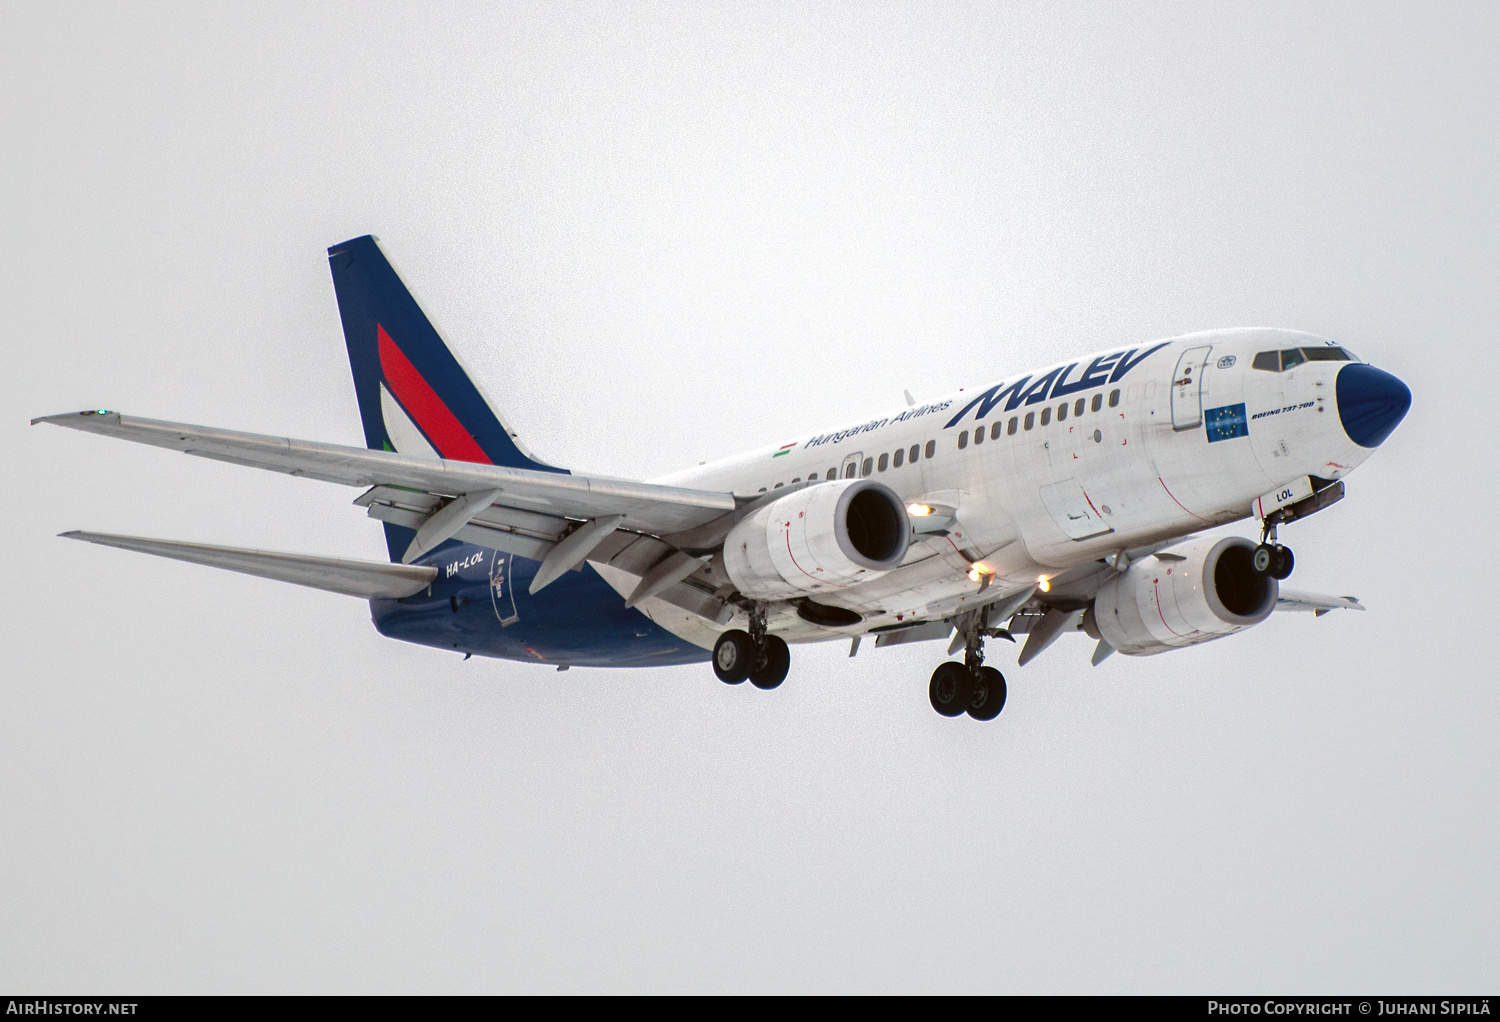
<box><xmin>1170</xmin><ymin>345</ymin><xmax>1213</xmax><ymax>430</ymax></box>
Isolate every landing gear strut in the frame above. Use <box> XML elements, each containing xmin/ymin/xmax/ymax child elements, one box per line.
<box><xmin>713</xmin><ymin>605</ymin><xmax>790</xmax><ymax>690</ymax></box>
<box><xmin>1254</xmin><ymin>518</ymin><xmax>1295</xmax><ymax>581</ymax></box>
<box><xmin>928</xmin><ymin>608</ymin><xmax>1008</xmax><ymax>721</ymax></box>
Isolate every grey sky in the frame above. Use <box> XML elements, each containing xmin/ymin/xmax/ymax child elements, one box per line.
<box><xmin>3</xmin><ymin>1</ymin><xmax>1497</xmax><ymax>992</ymax></box>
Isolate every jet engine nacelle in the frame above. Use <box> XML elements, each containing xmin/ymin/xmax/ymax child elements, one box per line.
<box><xmin>1093</xmin><ymin>536</ymin><xmax>1277</xmax><ymax>656</ymax></box>
<box><xmin>722</xmin><ymin>479</ymin><xmax>910</xmax><ymax>601</ymax></box>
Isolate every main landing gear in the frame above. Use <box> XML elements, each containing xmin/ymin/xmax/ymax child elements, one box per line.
<box><xmin>928</xmin><ymin>610</ymin><xmax>1008</xmax><ymax>721</ymax></box>
<box><xmin>1253</xmin><ymin>518</ymin><xmax>1295</xmax><ymax>581</ymax></box>
<box><xmin>713</xmin><ymin>605</ymin><xmax>790</xmax><ymax>690</ymax></box>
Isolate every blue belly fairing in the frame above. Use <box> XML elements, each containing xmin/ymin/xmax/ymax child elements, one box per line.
<box><xmin>368</xmin><ymin>541</ymin><xmax>711</xmax><ymax>668</ymax></box>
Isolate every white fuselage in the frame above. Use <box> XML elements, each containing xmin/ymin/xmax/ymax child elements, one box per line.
<box><xmin>631</xmin><ymin>329</ymin><xmax>1375</xmax><ymax>650</ymax></box>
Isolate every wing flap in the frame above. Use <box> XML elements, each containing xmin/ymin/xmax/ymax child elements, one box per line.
<box><xmin>354</xmin><ymin>485</ymin><xmax>571</xmax><ymax>537</ymax></box>
<box><xmin>60</xmin><ymin>531</ymin><xmax>436</xmax><ymax>599</ymax></box>
<box><xmin>35</xmin><ymin>411</ymin><xmax>736</xmax><ymax>534</ymax></box>
<box><xmin>364</xmin><ymin>503</ymin><xmax>559</xmax><ymax>563</ymax></box>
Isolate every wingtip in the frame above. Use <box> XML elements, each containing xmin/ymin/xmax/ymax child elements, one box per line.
<box><xmin>32</xmin><ymin>409</ymin><xmax>117</xmax><ymax>427</ymax></box>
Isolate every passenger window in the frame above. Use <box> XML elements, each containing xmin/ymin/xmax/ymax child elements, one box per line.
<box><xmin>828</xmin><ymin>467</ymin><xmax>837</xmax><ymax>480</ymax></box>
<box><xmin>1057</xmin><ymin>403</ymin><xmax>1067</xmax><ymax>422</ymax></box>
<box><xmin>973</xmin><ymin>425</ymin><xmax>984</xmax><ymax>445</ymax></box>
<box><xmin>991</xmin><ymin>421</ymin><xmax>1002</xmax><ymax>440</ymax></box>
<box><xmin>924</xmin><ymin>440</ymin><xmax>936</xmax><ymax>459</ymax></box>
<box><xmin>909</xmin><ymin>445</ymin><xmax>920</xmax><ymax>463</ymax></box>
<box><xmin>758</xmin><ymin>487</ymin><xmax>767</xmax><ymax>493</ymax></box>
<box><xmin>843</xmin><ymin>464</ymin><xmax>856</xmax><ymax>479</ymax></box>
<box><xmin>807</xmin><ymin>471</ymin><xmax>818</xmax><ymax>481</ymax></box>
<box><xmin>878</xmin><ymin>453</ymin><xmax>888</xmax><ymax>471</ymax></box>
<box><xmin>862</xmin><ymin>457</ymin><xmax>873</xmax><ymax>476</ymax></box>
<box><xmin>1280</xmin><ymin>348</ymin><xmax>1306</xmax><ymax>370</ymax></box>
<box><xmin>1074</xmin><ymin>398</ymin><xmax>1085</xmax><ymax>417</ymax></box>
<box><xmin>792</xmin><ymin>477</ymin><xmax>801</xmax><ymax>483</ymax></box>
<box><xmin>1108</xmin><ymin>389</ymin><xmax>1120</xmax><ymax>408</ymax></box>
<box><xmin>1024</xmin><ymin>412</ymin><xmax>1034</xmax><ymax>430</ymax></box>
<box><xmin>1040</xmin><ymin>407</ymin><xmax>1051</xmax><ymax>426</ymax></box>
<box><xmin>774</xmin><ymin>482</ymin><xmax>783</xmax><ymax>489</ymax></box>
<box><xmin>1252</xmin><ymin>351</ymin><xmax>1280</xmax><ymax>372</ymax></box>
<box><xmin>1091</xmin><ymin>394</ymin><xmax>1102</xmax><ymax>413</ymax></box>
<box><xmin>958</xmin><ymin>430</ymin><xmax>968</xmax><ymax>449</ymax></box>
<box><xmin>893</xmin><ymin>448</ymin><xmax>904</xmax><ymax>468</ymax></box>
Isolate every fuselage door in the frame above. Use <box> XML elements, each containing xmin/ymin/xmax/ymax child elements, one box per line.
<box><xmin>1171</xmin><ymin>345</ymin><xmax>1213</xmax><ymax>430</ymax></box>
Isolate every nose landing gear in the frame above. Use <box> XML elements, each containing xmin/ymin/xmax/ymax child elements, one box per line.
<box><xmin>928</xmin><ymin>609</ymin><xmax>1009</xmax><ymax>721</ymax></box>
<box><xmin>1253</xmin><ymin>519</ymin><xmax>1295</xmax><ymax>581</ymax></box>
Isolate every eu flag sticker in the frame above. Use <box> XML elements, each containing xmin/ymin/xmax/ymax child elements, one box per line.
<box><xmin>1205</xmin><ymin>403</ymin><xmax>1249</xmax><ymax>442</ymax></box>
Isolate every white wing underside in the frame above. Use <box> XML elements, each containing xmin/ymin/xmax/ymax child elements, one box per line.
<box><xmin>36</xmin><ymin>409</ymin><xmax>742</xmax><ymax>623</ymax></box>
<box><xmin>35</xmin><ymin>411</ymin><xmax>736</xmax><ymax>534</ymax></box>
<box><xmin>1275</xmin><ymin>589</ymin><xmax>1364</xmax><ymax>614</ymax></box>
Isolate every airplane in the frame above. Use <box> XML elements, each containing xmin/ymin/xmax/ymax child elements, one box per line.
<box><xmin>33</xmin><ymin>235</ymin><xmax>1412</xmax><ymax>721</ymax></box>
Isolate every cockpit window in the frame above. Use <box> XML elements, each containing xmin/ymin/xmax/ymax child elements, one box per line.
<box><xmin>1252</xmin><ymin>346</ymin><xmax>1354</xmax><ymax>372</ymax></box>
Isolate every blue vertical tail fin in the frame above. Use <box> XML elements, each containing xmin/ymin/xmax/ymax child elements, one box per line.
<box><xmin>327</xmin><ymin>235</ymin><xmax>564</xmax><ymax>560</ymax></box>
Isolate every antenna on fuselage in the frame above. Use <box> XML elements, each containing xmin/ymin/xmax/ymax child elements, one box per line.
<box><xmin>903</xmin><ymin>390</ymin><xmax>916</xmax><ymax>407</ymax></box>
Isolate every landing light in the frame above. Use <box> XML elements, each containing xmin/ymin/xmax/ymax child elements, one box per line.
<box><xmin>907</xmin><ymin>503</ymin><xmax>934</xmax><ymax>517</ymax></box>
<box><xmin>1037</xmin><ymin>575</ymin><xmax>1051</xmax><ymax>593</ymax></box>
<box><xmin>967</xmin><ymin>568</ymin><xmax>982</xmax><ymax>583</ymax></box>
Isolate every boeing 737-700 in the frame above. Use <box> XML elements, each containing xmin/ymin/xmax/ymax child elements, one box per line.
<box><xmin>34</xmin><ymin>235</ymin><xmax>1412</xmax><ymax>720</ymax></box>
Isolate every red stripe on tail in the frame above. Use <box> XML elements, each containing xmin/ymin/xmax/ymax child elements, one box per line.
<box><xmin>378</xmin><ymin>324</ymin><xmax>492</xmax><ymax>464</ymax></box>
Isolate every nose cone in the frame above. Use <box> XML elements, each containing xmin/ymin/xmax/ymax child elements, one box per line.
<box><xmin>1336</xmin><ymin>363</ymin><xmax>1411</xmax><ymax>448</ymax></box>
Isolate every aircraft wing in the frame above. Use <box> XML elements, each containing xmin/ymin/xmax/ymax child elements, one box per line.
<box><xmin>1275</xmin><ymin>589</ymin><xmax>1364</xmax><ymax>615</ymax></box>
<box><xmin>34</xmin><ymin>410</ymin><xmax>736</xmax><ymax>536</ymax></box>
<box><xmin>60</xmin><ymin>531</ymin><xmax>436</xmax><ymax>599</ymax></box>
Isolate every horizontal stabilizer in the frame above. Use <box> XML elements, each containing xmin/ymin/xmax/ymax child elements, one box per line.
<box><xmin>60</xmin><ymin>531</ymin><xmax>436</xmax><ymax>599</ymax></box>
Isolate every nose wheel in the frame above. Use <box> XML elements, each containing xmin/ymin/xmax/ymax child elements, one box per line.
<box><xmin>1254</xmin><ymin>519</ymin><xmax>1295</xmax><ymax>580</ymax></box>
<box><xmin>1252</xmin><ymin>543</ymin><xmax>1294</xmax><ymax>580</ymax></box>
